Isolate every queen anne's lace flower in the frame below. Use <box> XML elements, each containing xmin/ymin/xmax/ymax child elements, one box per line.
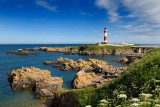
<box><xmin>117</xmin><ymin>94</ymin><xmax>127</xmax><ymax>99</ymax></box>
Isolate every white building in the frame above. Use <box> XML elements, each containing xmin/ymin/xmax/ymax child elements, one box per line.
<box><xmin>122</xmin><ymin>41</ymin><xmax>134</xmax><ymax>46</ymax></box>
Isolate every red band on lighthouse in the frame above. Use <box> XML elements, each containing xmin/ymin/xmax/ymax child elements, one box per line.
<box><xmin>104</xmin><ymin>36</ymin><xmax>107</xmax><ymax>41</ymax></box>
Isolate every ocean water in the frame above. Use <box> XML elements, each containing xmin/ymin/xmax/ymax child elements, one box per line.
<box><xmin>0</xmin><ymin>44</ymin><xmax>128</xmax><ymax>107</ymax></box>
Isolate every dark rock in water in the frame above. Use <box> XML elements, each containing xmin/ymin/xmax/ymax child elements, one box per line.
<box><xmin>112</xmin><ymin>54</ymin><xmax>143</xmax><ymax>65</ymax></box>
<box><xmin>23</xmin><ymin>47</ymin><xmax>40</xmax><ymax>51</ymax></box>
<box><xmin>34</xmin><ymin>77</ymin><xmax>63</xmax><ymax>98</ymax></box>
<box><xmin>43</xmin><ymin>61</ymin><xmax>58</xmax><ymax>65</ymax></box>
<box><xmin>6</xmin><ymin>50</ymin><xmax>38</xmax><ymax>56</ymax></box>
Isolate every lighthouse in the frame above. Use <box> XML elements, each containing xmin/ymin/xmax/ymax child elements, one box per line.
<box><xmin>104</xmin><ymin>27</ymin><xmax>107</xmax><ymax>43</ymax></box>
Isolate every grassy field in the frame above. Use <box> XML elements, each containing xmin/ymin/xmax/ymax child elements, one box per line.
<box><xmin>79</xmin><ymin>45</ymin><xmax>132</xmax><ymax>51</ymax></box>
<box><xmin>53</xmin><ymin>48</ymin><xmax>160</xmax><ymax>107</ymax></box>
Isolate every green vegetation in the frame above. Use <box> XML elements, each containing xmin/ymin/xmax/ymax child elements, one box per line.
<box><xmin>52</xmin><ymin>48</ymin><xmax>160</xmax><ymax>107</ymax></box>
<box><xmin>79</xmin><ymin>45</ymin><xmax>132</xmax><ymax>51</ymax></box>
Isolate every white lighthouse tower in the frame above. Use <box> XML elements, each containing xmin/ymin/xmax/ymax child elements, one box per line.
<box><xmin>104</xmin><ymin>27</ymin><xmax>107</xmax><ymax>43</ymax></box>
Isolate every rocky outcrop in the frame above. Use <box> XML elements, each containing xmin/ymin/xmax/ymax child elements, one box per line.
<box><xmin>112</xmin><ymin>54</ymin><xmax>143</xmax><ymax>65</ymax></box>
<box><xmin>8</xmin><ymin>67</ymin><xmax>51</xmax><ymax>91</ymax></box>
<box><xmin>6</xmin><ymin>50</ymin><xmax>38</xmax><ymax>56</ymax></box>
<box><xmin>44</xmin><ymin>57</ymin><xmax>113</xmax><ymax>72</ymax></box>
<box><xmin>79</xmin><ymin>49</ymin><xmax>134</xmax><ymax>55</ymax></box>
<box><xmin>72</xmin><ymin>70</ymin><xmax>112</xmax><ymax>89</ymax></box>
<box><xmin>24</xmin><ymin>47</ymin><xmax>79</xmax><ymax>53</ymax></box>
<box><xmin>8</xmin><ymin>67</ymin><xmax>63</xmax><ymax>98</ymax></box>
<box><xmin>23</xmin><ymin>46</ymin><xmax>135</xmax><ymax>55</ymax></box>
<box><xmin>35</xmin><ymin>77</ymin><xmax>63</xmax><ymax>98</ymax></box>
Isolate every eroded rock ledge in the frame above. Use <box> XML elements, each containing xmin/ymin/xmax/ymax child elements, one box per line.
<box><xmin>44</xmin><ymin>57</ymin><xmax>127</xmax><ymax>89</ymax></box>
<box><xmin>44</xmin><ymin>57</ymin><xmax>126</xmax><ymax>75</ymax></box>
<box><xmin>23</xmin><ymin>46</ymin><xmax>134</xmax><ymax>55</ymax></box>
<box><xmin>8</xmin><ymin>67</ymin><xmax>63</xmax><ymax>98</ymax></box>
<box><xmin>6</xmin><ymin>50</ymin><xmax>38</xmax><ymax>56</ymax></box>
<box><xmin>23</xmin><ymin>47</ymin><xmax>79</xmax><ymax>54</ymax></box>
<box><xmin>44</xmin><ymin>57</ymin><xmax>113</xmax><ymax>73</ymax></box>
<box><xmin>112</xmin><ymin>54</ymin><xmax>143</xmax><ymax>65</ymax></box>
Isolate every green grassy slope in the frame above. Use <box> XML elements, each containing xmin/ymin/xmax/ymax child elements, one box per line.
<box><xmin>52</xmin><ymin>48</ymin><xmax>160</xmax><ymax>107</ymax></box>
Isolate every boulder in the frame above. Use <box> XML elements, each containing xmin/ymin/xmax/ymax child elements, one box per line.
<box><xmin>8</xmin><ymin>67</ymin><xmax>64</xmax><ymax>98</ymax></box>
<box><xmin>72</xmin><ymin>70</ymin><xmax>96</xmax><ymax>89</ymax></box>
<box><xmin>34</xmin><ymin>77</ymin><xmax>63</xmax><ymax>98</ymax></box>
<box><xmin>8</xmin><ymin>67</ymin><xmax>51</xmax><ymax>91</ymax></box>
<box><xmin>72</xmin><ymin>70</ymin><xmax>113</xmax><ymax>89</ymax></box>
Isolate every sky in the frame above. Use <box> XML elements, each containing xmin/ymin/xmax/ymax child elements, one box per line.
<box><xmin>0</xmin><ymin>0</ymin><xmax>160</xmax><ymax>44</ymax></box>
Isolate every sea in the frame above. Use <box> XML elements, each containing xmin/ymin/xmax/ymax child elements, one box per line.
<box><xmin>0</xmin><ymin>44</ymin><xmax>159</xmax><ymax>107</ymax></box>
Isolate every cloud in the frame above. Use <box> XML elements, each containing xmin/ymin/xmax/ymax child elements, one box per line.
<box><xmin>80</xmin><ymin>11</ymin><xmax>93</xmax><ymax>16</ymax></box>
<box><xmin>93</xmin><ymin>30</ymin><xmax>100</xmax><ymax>33</ymax></box>
<box><xmin>17</xmin><ymin>4</ymin><xmax>23</xmax><ymax>8</ymax></box>
<box><xmin>32</xmin><ymin>18</ymin><xmax>46</xmax><ymax>21</ymax></box>
<box><xmin>35</xmin><ymin>0</ymin><xmax>58</xmax><ymax>12</ymax></box>
<box><xmin>80</xmin><ymin>12</ymin><xmax>87</xmax><ymax>15</ymax></box>
<box><xmin>95</xmin><ymin>0</ymin><xmax>160</xmax><ymax>25</ymax></box>
<box><xmin>95</xmin><ymin>0</ymin><xmax>119</xmax><ymax>23</ymax></box>
<box><xmin>95</xmin><ymin>0</ymin><xmax>160</xmax><ymax>43</ymax></box>
<box><xmin>121</xmin><ymin>0</ymin><xmax>160</xmax><ymax>24</ymax></box>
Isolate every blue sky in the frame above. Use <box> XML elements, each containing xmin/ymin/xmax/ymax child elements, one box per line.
<box><xmin>0</xmin><ymin>0</ymin><xmax>160</xmax><ymax>44</ymax></box>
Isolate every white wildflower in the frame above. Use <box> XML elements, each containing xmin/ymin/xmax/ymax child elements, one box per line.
<box><xmin>131</xmin><ymin>103</ymin><xmax>140</xmax><ymax>107</ymax></box>
<box><xmin>100</xmin><ymin>99</ymin><xmax>108</xmax><ymax>104</ymax></box>
<box><xmin>117</xmin><ymin>94</ymin><xmax>127</xmax><ymax>99</ymax></box>
<box><xmin>130</xmin><ymin>98</ymin><xmax>140</xmax><ymax>103</ymax></box>
<box><xmin>139</xmin><ymin>93</ymin><xmax>152</xmax><ymax>101</ymax></box>
<box><xmin>155</xmin><ymin>80</ymin><xmax>160</xmax><ymax>83</ymax></box>
<box><xmin>85</xmin><ymin>105</ymin><xmax>92</xmax><ymax>107</ymax></box>
<box><xmin>139</xmin><ymin>102</ymin><xmax>151</xmax><ymax>106</ymax></box>
<box><xmin>155</xmin><ymin>104</ymin><xmax>160</xmax><ymax>107</ymax></box>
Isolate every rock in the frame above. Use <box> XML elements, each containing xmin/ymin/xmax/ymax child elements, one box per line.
<box><xmin>34</xmin><ymin>77</ymin><xmax>63</xmax><ymax>98</ymax></box>
<box><xmin>102</xmin><ymin>67</ymin><xmax>127</xmax><ymax>76</ymax></box>
<box><xmin>8</xmin><ymin>67</ymin><xmax>51</xmax><ymax>91</ymax></box>
<box><xmin>23</xmin><ymin>47</ymin><xmax>40</xmax><ymax>51</ymax></box>
<box><xmin>43</xmin><ymin>61</ymin><xmax>58</xmax><ymax>65</ymax></box>
<box><xmin>23</xmin><ymin>46</ymin><xmax>135</xmax><ymax>55</ymax></box>
<box><xmin>45</xmin><ymin>58</ymin><xmax>113</xmax><ymax>74</ymax></box>
<box><xmin>112</xmin><ymin>55</ymin><xmax>143</xmax><ymax>65</ymax></box>
<box><xmin>8</xmin><ymin>67</ymin><xmax>63</xmax><ymax>98</ymax></box>
<box><xmin>72</xmin><ymin>70</ymin><xmax>97</xmax><ymax>89</ymax></box>
<box><xmin>72</xmin><ymin>70</ymin><xmax>113</xmax><ymax>89</ymax></box>
<box><xmin>6</xmin><ymin>50</ymin><xmax>38</xmax><ymax>56</ymax></box>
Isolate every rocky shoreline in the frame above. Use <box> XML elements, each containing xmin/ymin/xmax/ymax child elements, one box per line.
<box><xmin>23</xmin><ymin>46</ymin><xmax>135</xmax><ymax>55</ymax></box>
<box><xmin>7</xmin><ymin>45</ymin><xmax>147</xmax><ymax>106</ymax></box>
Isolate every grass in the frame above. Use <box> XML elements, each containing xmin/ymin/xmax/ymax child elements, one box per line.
<box><xmin>52</xmin><ymin>48</ymin><xmax>160</xmax><ymax>107</ymax></box>
<box><xmin>79</xmin><ymin>45</ymin><xmax>132</xmax><ymax>51</ymax></box>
